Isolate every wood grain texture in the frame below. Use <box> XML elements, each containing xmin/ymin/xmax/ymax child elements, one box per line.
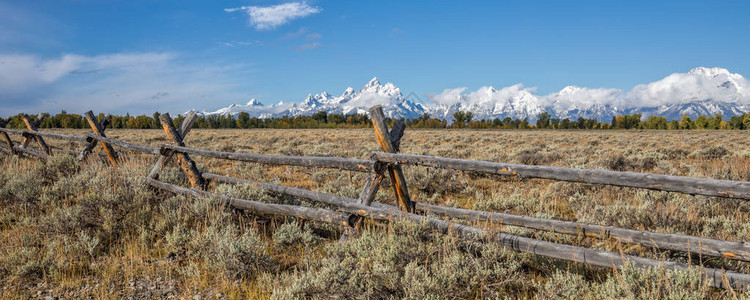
<box><xmin>158</xmin><ymin>113</ymin><xmax>205</xmax><ymax>189</ymax></box>
<box><xmin>148</xmin><ymin>111</ymin><xmax>197</xmax><ymax>179</ymax></box>
<box><xmin>21</xmin><ymin>114</ymin><xmax>51</xmax><ymax>155</ymax></box>
<box><xmin>369</xmin><ymin>105</ymin><xmax>413</xmax><ymax>212</ymax></box>
<box><xmin>78</xmin><ymin>115</ymin><xmax>110</xmax><ymax>161</ymax></box>
<box><xmin>85</xmin><ymin>134</ymin><xmax>160</xmax><ymax>155</ymax></box>
<box><xmin>84</xmin><ymin>111</ymin><xmax>118</xmax><ymax>165</ymax></box>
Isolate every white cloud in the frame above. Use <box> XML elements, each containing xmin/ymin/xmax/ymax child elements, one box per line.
<box><xmin>624</xmin><ymin>67</ymin><xmax>750</xmax><ymax>107</ymax></box>
<box><xmin>226</xmin><ymin>2</ymin><xmax>321</xmax><ymax>31</ymax></box>
<box><xmin>222</xmin><ymin>40</ymin><xmax>262</xmax><ymax>47</ymax></box>
<box><xmin>429</xmin><ymin>85</ymin><xmax>540</xmax><ymax>108</ymax></box>
<box><xmin>426</xmin><ymin>67</ymin><xmax>750</xmax><ymax>111</ymax></box>
<box><xmin>428</xmin><ymin>87</ymin><xmax>466</xmax><ymax>106</ymax></box>
<box><xmin>0</xmin><ymin>52</ymin><xmax>253</xmax><ymax>116</ymax></box>
<box><xmin>545</xmin><ymin>86</ymin><xmax>623</xmax><ymax>109</ymax></box>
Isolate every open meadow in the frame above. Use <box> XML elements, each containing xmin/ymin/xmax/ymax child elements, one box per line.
<box><xmin>2</xmin><ymin>128</ymin><xmax>750</xmax><ymax>298</ymax></box>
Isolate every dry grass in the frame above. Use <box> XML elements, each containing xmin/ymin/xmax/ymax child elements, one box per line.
<box><xmin>2</xmin><ymin>128</ymin><xmax>750</xmax><ymax>298</ymax></box>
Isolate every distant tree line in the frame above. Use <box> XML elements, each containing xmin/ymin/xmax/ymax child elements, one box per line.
<box><xmin>3</xmin><ymin>110</ymin><xmax>750</xmax><ymax>130</ymax></box>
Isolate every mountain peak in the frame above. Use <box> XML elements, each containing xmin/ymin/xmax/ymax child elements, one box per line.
<box><xmin>365</xmin><ymin>77</ymin><xmax>381</xmax><ymax>88</ymax></box>
<box><xmin>246</xmin><ymin>98</ymin><xmax>263</xmax><ymax>106</ymax></box>
<box><xmin>558</xmin><ymin>86</ymin><xmax>582</xmax><ymax>95</ymax></box>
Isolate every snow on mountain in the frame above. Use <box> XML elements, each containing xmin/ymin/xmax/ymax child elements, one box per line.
<box><xmin>202</xmin><ymin>77</ymin><xmax>427</xmax><ymax>119</ymax></box>
<box><xmin>628</xmin><ymin>100</ymin><xmax>749</xmax><ymax>121</ymax></box>
<box><xmin>197</xmin><ymin>67</ymin><xmax>750</xmax><ymax>122</ymax></box>
<box><xmin>428</xmin><ymin>85</ymin><xmax>547</xmax><ymax>122</ymax></box>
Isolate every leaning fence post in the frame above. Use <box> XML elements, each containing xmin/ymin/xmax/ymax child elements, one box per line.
<box><xmin>1</xmin><ymin>131</ymin><xmax>17</xmax><ymax>155</ymax></box>
<box><xmin>358</xmin><ymin>120</ymin><xmax>404</xmax><ymax>206</ymax></box>
<box><xmin>368</xmin><ymin>105</ymin><xmax>413</xmax><ymax>212</ymax></box>
<box><xmin>340</xmin><ymin>120</ymin><xmax>405</xmax><ymax>241</ymax></box>
<box><xmin>158</xmin><ymin>113</ymin><xmax>205</xmax><ymax>190</ymax></box>
<box><xmin>78</xmin><ymin>115</ymin><xmax>110</xmax><ymax>161</ymax></box>
<box><xmin>21</xmin><ymin>114</ymin><xmax>52</xmax><ymax>155</ymax></box>
<box><xmin>148</xmin><ymin>111</ymin><xmax>197</xmax><ymax>179</ymax></box>
<box><xmin>357</xmin><ymin>163</ymin><xmax>387</xmax><ymax>206</ymax></box>
<box><xmin>84</xmin><ymin>111</ymin><xmax>118</xmax><ymax>165</ymax></box>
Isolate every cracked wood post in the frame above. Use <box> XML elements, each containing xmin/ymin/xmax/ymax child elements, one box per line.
<box><xmin>369</xmin><ymin>105</ymin><xmax>413</xmax><ymax>212</ymax></box>
<box><xmin>148</xmin><ymin>111</ymin><xmax>197</xmax><ymax>179</ymax></box>
<box><xmin>158</xmin><ymin>112</ymin><xmax>205</xmax><ymax>189</ymax></box>
<box><xmin>78</xmin><ymin>115</ymin><xmax>110</xmax><ymax>161</ymax></box>
<box><xmin>358</xmin><ymin>122</ymin><xmax>404</xmax><ymax>206</ymax></box>
<box><xmin>21</xmin><ymin>114</ymin><xmax>52</xmax><ymax>155</ymax></box>
<box><xmin>84</xmin><ymin>111</ymin><xmax>118</xmax><ymax>165</ymax></box>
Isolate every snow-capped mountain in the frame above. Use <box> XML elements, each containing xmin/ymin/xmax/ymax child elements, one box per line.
<box><xmin>197</xmin><ymin>77</ymin><xmax>428</xmax><ymax>119</ymax></box>
<box><xmin>427</xmin><ymin>85</ymin><xmax>547</xmax><ymax>122</ymax></box>
<box><xmin>628</xmin><ymin>100</ymin><xmax>748</xmax><ymax>121</ymax></box>
<box><xmin>195</xmin><ymin>67</ymin><xmax>750</xmax><ymax>122</ymax></box>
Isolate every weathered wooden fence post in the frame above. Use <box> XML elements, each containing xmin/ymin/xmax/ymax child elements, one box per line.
<box><xmin>358</xmin><ymin>121</ymin><xmax>404</xmax><ymax>206</ymax></box>
<box><xmin>158</xmin><ymin>112</ymin><xmax>205</xmax><ymax>190</ymax></box>
<box><xmin>21</xmin><ymin>114</ymin><xmax>52</xmax><ymax>155</ymax></box>
<box><xmin>1</xmin><ymin>131</ymin><xmax>16</xmax><ymax>155</ymax></box>
<box><xmin>368</xmin><ymin>105</ymin><xmax>413</xmax><ymax>212</ymax></box>
<box><xmin>84</xmin><ymin>111</ymin><xmax>118</xmax><ymax>165</ymax></box>
<box><xmin>340</xmin><ymin>114</ymin><xmax>406</xmax><ymax>241</ymax></box>
<box><xmin>78</xmin><ymin>115</ymin><xmax>110</xmax><ymax>161</ymax></box>
<box><xmin>148</xmin><ymin>111</ymin><xmax>197</xmax><ymax>179</ymax></box>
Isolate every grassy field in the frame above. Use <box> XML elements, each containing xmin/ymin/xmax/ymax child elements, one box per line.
<box><xmin>2</xmin><ymin>128</ymin><xmax>750</xmax><ymax>298</ymax></box>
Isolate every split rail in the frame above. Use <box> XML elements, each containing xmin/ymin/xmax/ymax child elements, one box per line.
<box><xmin>2</xmin><ymin>106</ymin><xmax>750</xmax><ymax>290</ymax></box>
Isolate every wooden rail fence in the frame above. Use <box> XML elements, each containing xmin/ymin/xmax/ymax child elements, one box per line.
<box><xmin>2</xmin><ymin>106</ymin><xmax>750</xmax><ymax>290</ymax></box>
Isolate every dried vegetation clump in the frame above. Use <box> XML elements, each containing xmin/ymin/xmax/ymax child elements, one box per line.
<box><xmin>2</xmin><ymin>129</ymin><xmax>750</xmax><ymax>298</ymax></box>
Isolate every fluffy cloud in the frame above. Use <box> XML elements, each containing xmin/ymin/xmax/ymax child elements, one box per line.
<box><xmin>428</xmin><ymin>87</ymin><xmax>467</xmax><ymax>106</ymax></box>
<box><xmin>0</xmin><ymin>52</ymin><xmax>251</xmax><ymax>116</ymax></box>
<box><xmin>624</xmin><ymin>67</ymin><xmax>750</xmax><ymax>107</ymax></box>
<box><xmin>427</xmin><ymin>67</ymin><xmax>750</xmax><ymax>110</ymax></box>
<box><xmin>430</xmin><ymin>85</ymin><xmax>539</xmax><ymax>107</ymax></box>
<box><xmin>546</xmin><ymin>86</ymin><xmax>623</xmax><ymax>109</ymax></box>
<box><xmin>226</xmin><ymin>2</ymin><xmax>321</xmax><ymax>31</ymax></box>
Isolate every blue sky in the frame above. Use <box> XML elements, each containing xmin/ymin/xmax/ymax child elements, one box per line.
<box><xmin>1</xmin><ymin>0</ymin><xmax>749</xmax><ymax>116</ymax></box>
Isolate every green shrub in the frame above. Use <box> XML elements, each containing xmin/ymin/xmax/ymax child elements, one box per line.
<box><xmin>272</xmin><ymin>221</ymin><xmax>530</xmax><ymax>299</ymax></box>
<box><xmin>189</xmin><ymin>224</ymin><xmax>274</xmax><ymax>280</ymax></box>
<box><xmin>273</xmin><ymin>221</ymin><xmax>321</xmax><ymax>250</ymax></box>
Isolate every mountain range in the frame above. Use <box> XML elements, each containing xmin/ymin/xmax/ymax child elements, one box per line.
<box><xmin>191</xmin><ymin>67</ymin><xmax>750</xmax><ymax>122</ymax></box>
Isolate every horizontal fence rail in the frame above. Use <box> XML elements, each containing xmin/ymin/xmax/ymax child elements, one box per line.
<box><xmin>372</xmin><ymin>152</ymin><xmax>750</xmax><ymax>200</ymax></box>
<box><xmin>0</xmin><ymin>128</ymin><xmax>23</xmax><ymax>135</ymax></box>
<box><xmin>10</xmin><ymin>144</ymin><xmax>48</xmax><ymax>159</ymax></box>
<box><xmin>157</xmin><ymin>173</ymin><xmax>750</xmax><ymax>290</ymax></box>
<box><xmin>0</xmin><ymin>128</ymin><xmax>89</xmax><ymax>142</ymax></box>
<box><xmin>146</xmin><ymin>177</ymin><xmax>353</xmax><ymax>227</ymax></box>
<box><xmin>409</xmin><ymin>202</ymin><xmax>750</xmax><ymax>261</ymax></box>
<box><xmin>161</xmin><ymin>143</ymin><xmax>375</xmax><ymax>172</ymax></box>
<box><xmin>86</xmin><ymin>133</ymin><xmax>160</xmax><ymax>155</ymax></box>
<box><xmin>204</xmin><ymin>172</ymin><xmax>750</xmax><ymax>261</ymax></box>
